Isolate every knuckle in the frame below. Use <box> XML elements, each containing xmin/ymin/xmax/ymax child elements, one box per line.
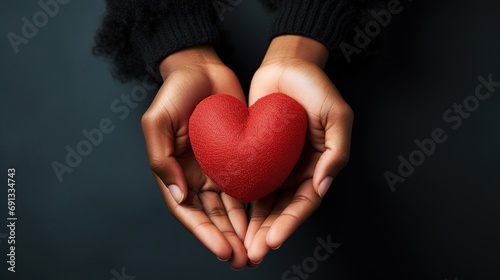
<box><xmin>338</xmin><ymin>103</ymin><xmax>354</xmax><ymax>122</ymax></box>
<box><xmin>141</xmin><ymin>110</ymin><xmax>157</xmax><ymax>128</ymax></box>
<box><xmin>249</xmin><ymin>216</ymin><xmax>266</xmax><ymax>223</ymax></box>
<box><xmin>225</xmin><ymin>205</ymin><xmax>245</xmax><ymax>215</ymax></box>
<box><xmin>206</xmin><ymin>207</ymin><xmax>228</xmax><ymax>218</ymax></box>
<box><xmin>220</xmin><ymin>230</ymin><xmax>238</xmax><ymax>238</ymax></box>
<box><xmin>291</xmin><ymin>194</ymin><xmax>314</xmax><ymax>205</ymax></box>
<box><xmin>148</xmin><ymin>156</ymin><xmax>167</xmax><ymax>175</ymax></box>
<box><xmin>334</xmin><ymin>153</ymin><xmax>350</xmax><ymax>169</ymax></box>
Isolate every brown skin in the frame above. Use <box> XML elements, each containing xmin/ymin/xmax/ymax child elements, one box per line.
<box><xmin>141</xmin><ymin>36</ymin><xmax>353</xmax><ymax>269</ymax></box>
<box><xmin>245</xmin><ymin>35</ymin><xmax>353</xmax><ymax>265</ymax></box>
<box><xmin>141</xmin><ymin>45</ymin><xmax>249</xmax><ymax>269</ymax></box>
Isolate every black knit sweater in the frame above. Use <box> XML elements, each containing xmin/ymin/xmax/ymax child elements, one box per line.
<box><xmin>94</xmin><ymin>0</ymin><xmax>366</xmax><ymax>83</ymax></box>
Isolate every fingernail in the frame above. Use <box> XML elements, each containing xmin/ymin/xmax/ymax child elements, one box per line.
<box><xmin>231</xmin><ymin>266</ymin><xmax>243</xmax><ymax>271</ymax></box>
<box><xmin>217</xmin><ymin>256</ymin><xmax>230</xmax><ymax>262</ymax></box>
<box><xmin>167</xmin><ymin>184</ymin><xmax>183</xmax><ymax>203</ymax></box>
<box><xmin>250</xmin><ymin>259</ymin><xmax>263</xmax><ymax>265</ymax></box>
<box><xmin>271</xmin><ymin>244</ymin><xmax>282</xmax><ymax>250</ymax></box>
<box><xmin>318</xmin><ymin>176</ymin><xmax>333</xmax><ymax>197</ymax></box>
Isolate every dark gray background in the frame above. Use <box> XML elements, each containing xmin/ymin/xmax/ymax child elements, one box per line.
<box><xmin>1</xmin><ymin>0</ymin><xmax>499</xmax><ymax>279</ymax></box>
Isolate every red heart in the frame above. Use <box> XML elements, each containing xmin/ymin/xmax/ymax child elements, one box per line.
<box><xmin>189</xmin><ymin>93</ymin><xmax>307</xmax><ymax>202</ymax></box>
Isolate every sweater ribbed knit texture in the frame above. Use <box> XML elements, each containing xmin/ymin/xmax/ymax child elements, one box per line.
<box><xmin>94</xmin><ymin>0</ymin><xmax>358</xmax><ymax>82</ymax></box>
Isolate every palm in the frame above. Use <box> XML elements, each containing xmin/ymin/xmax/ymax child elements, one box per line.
<box><xmin>142</xmin><ymin>63</ymin><xmax>249</xmax><ymax>269</ymax></box>
<box><xmin>245</xmin><ymin>59</ymin><xmax>353</xmax><ymax>264</ymax></box>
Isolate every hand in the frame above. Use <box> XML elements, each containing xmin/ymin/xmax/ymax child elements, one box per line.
<box><xmin>141</xmin><ymin>46</ymin><xmax>248</xmax><ymax>269</ymax></box>
<box><xmin>244</xmin><ymin>35</ymin><xmax>354</xmax><ymax>265</ymax></box>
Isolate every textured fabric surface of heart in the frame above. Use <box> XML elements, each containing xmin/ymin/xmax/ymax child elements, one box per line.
<box><xmin>188</xmin><ymin>93</ymin><xmax>307</xmax><ymax>202</ymax></box>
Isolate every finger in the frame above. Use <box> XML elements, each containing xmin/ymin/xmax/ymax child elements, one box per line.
<box><xmin>221</xmin><ymin>193</ymin><xmax>248</xmax><ymax>242</ymax></box>
<box><xmin>266</xmin><ymin>179</ymin><xmax>322</xmax><ymax>249</ymax></box>
<box><xmin>157</xmin><ymin>175</ymin><xmax>233</xmax><ymax>260</ymax></box>
<box><xmin>244</xmin><ymin>194</ymin><xmax>276</xmax><ymax>250</ymax></box>
<box><xmin>280</xmin><ymin>145</ymin><xmax>320</xmax><ymax>189</ymax></box>
<box><xmin>246</xmin><ymin>220</ymin><xmax>272</xmax><ymax>264</ymax></box>
<box><xmin>313</xmin><ymin>102</ymin><xmax>353</xmax><ymax>197</ymax></box>
<box><xmin>247</xmin><ymin>191</ymin><xmax>293</xmax><ymax>264</ymax></box>
<box><xmin>278</xmin><ymin>68</ymin><xmax>352</xmax><ymax>197</ymax></box>
<box><xmin>141</xmin><ymin>112</ymin><xmax>187</xmax><ymax>203</ymax></box>
<box><xmin>246</xmin><ymin>259</ymin><xmax>260</xmax><ymax>269</ymax></box>
<box><xmin>141</xmin><ymin>73</ymin><xmax>212</xmax><ymax>202</ymax></box>
<box><xmin>199</xmin><ymin>191</ymin><xmax>248</xmax><ymax>269</ymax></box>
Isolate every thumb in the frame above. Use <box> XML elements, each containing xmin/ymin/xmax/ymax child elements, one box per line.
<box><xmin>312</xmin><ymin>105</ymin><xmax>353</xmax><ymax>197</ymax></box>
<box><xmin>141</xmin><ymin>70</ymin><xmax>215</xmax><ymax>204</ymax></box>
<box><xmin>312</xmin><ymin>151</ymin><xmax>343</xmax><ymax>198</ymax></box>
<box><xmin>151</xmin><ymin>156</ymin><xmax>188</xmax><ymax>204</ymax></box>
<box><xmin>141</xmin><ymin>110</ymin><xmax>188</xmax><ymax>204</ymax></box>
<box><xmin>142</xmin><ymin>114</ymin><xmax>187</xmax><ymax>203</ymax></box>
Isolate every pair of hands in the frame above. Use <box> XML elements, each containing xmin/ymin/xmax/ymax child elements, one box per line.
<box><xmin>141</xmin><ymin>35</ymin><xmax>353</xmax><ymax>270</ymax></box>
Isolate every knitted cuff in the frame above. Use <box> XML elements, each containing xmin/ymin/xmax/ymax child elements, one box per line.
<box><xmin>269</xmin><ymin>0</ymin><xmax>356</xmax><ymax>54</ymax></box>
<box><xmin>132</xmin><ymin>3</ymin><xmax>220</xmax><ymax>73</ymax></box>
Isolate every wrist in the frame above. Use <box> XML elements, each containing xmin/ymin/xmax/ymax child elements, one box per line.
<box><xmin>159</xmin><ymin>45</ymin><xmax>223</xmax><ymax>80</ymax></box>
<box><xmin>262</xmin><ymin>35</ymin><xmax>329</xmax><ymax>69</ymax></box>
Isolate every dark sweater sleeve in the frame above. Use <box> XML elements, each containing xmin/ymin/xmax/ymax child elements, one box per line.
<box><xmin>93</xmin><ymin>0</ymin><xmax>220</xmax><ymax>82</ymax></box>
<box><xmin>265</xmin><ymin>0</ymin><xmax>357</xmax><ymax>56</ymax></box>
